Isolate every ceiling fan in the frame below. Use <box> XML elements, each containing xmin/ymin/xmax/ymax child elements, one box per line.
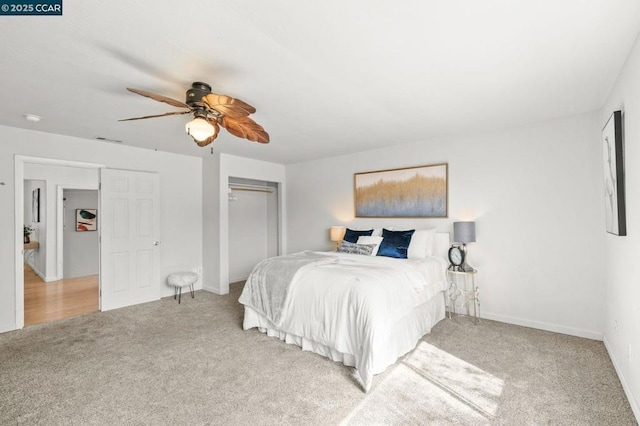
<box><xmin>120</xmin><ymin>82</ymin><xmax>269</xmax><ymax>147</ymax></box>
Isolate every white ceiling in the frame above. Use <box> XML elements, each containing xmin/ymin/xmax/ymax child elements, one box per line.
<box><xmin>1</xmin><ymin>1</ymin><xmax>639</xmax><ymax>164</ymax></box>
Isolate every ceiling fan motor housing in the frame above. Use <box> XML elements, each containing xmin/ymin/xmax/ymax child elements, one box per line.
<box><xmin>186</xmin><ymin>82</ymin><xmax>212</xmax><ymax>108</ymax></box>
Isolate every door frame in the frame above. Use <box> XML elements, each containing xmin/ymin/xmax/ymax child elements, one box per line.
<box><xmin>56</xmin><ymin>185</ymin><xmax>100</xmax><ymax>280</ymax></box>
<box><xmin>14</xmin><ymin>155</ymin><xmax>104</xmax><ymax>330</ymax></box>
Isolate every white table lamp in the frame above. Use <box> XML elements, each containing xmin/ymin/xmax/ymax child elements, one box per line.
<box><xmin>330</xmin><ymin>226</ymin><xmax>346</xmax><ymax>250</ymax></box>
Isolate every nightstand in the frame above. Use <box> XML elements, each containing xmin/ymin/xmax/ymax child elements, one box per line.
<box><xmin>447</xmin><ymin>269</ymin><xmax>480</xmax><ymax>324</ymax></box>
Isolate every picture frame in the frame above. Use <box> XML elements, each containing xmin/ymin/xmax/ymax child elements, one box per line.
<box><xmin>32</xmin><ymin>188</ymin><xmax>40</xmax><ymax>223</ymax></box>
<box><xmin>354</xmin><ymin>163</ymin><xmax>448</xmax><ymax>218</ymax></box>
<box><xmin>602</xmin><ymin>110</ymin><xmax>626</xmax><ymax>236</ymax></box>
<box><xmin>76</xmin><ymin>209</ymin><xmax>97</xmax><ymax>231</ymax></box>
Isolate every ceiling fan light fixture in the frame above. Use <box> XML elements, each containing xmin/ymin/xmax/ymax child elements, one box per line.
<box><xmin>122</xmin><ymin>82</ymin><xmax>268</xmax><ymax>145</ymax></box>
<box><xmin>185</xmin><ymin>117</ymin><xmax>217</xmax><ymax>142</ymax></box>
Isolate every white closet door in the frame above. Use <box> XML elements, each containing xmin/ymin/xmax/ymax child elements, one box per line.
<box><xmin>100</xmin><ymin>169</ymin><xmax>160</xmax><ymax>311</ymax></box>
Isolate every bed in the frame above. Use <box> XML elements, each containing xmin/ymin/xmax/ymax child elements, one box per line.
<box><xmin>238</xmin><ymin>231</ymin><xmax>450</xmax><ymax>391</ymax></box>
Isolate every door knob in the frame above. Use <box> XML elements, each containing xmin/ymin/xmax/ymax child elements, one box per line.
<box><xmin>153</xmin><ymin>241</ymin><xmax>161</xmax><ymax>246</ymax></box>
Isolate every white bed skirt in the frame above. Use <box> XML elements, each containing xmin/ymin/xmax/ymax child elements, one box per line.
<box><xmin>243</xmin><ymin>291</ymin><xmax>447</xmax><ymax>390</ymax></box>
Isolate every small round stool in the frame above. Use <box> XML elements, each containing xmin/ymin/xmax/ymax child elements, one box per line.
<box><xmin>167</xmin><ymin>272</ymin><xmax>198</xmax><ymax>303</ymax></box>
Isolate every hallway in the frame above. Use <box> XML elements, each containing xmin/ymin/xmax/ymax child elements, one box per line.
<box><xmin>24</xmin><ymin>266</ymin><xmax>98</xmax><ymax>326</ymax></box>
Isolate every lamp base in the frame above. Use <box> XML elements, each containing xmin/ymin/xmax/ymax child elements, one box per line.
<box><xmin>458</xmin><ymin>244</ymin><xmax>475</xmax><ymax>272</ymax></box>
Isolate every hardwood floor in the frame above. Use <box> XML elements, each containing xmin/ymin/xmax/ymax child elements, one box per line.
<box><xmin>24</xmin><ymin>266</ymin><xmax>99</xmax><ymax>327</ymax></box>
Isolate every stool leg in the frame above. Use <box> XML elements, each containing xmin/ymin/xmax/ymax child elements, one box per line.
<box><xmin>178</xmin><ymin>287</ymin><xmax>182</xmax><ymax>304</ymax></box>
<box><xmin>190</xmin><ymin>284</ymin><xmax>195</xmax><ymax>299</ymax></box>
<box><xmin>174</xmin><ymin>286</ymin><xmax>177</xmax><ymax>300</ymax></box>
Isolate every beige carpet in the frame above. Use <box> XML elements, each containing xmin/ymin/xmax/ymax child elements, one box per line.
<box><xmin>0</xmin><ymin>282</ymin><xmax>636</xmax><ymax>425</ymax></box>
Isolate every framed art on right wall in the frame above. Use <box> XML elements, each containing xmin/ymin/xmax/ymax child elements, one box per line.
<box><xmin>602</xmin><ymin>110</ymin><xmax>626</xmax><ymax>236</ymax></box>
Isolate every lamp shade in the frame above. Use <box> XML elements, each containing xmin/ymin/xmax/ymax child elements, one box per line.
<box><xmin>330</xmin><ymin>226</ymin><xmax>346</xmax><ymax>242</ymax></box>
<box><xmin>453</xmin><ymin>221</ymin><xmax>476</xmax><ymax>243</ymax></box>
<box><xmin>185</xmin><ymin>117</ymin><xmax>216</xmax><ymax>142</ymax></box>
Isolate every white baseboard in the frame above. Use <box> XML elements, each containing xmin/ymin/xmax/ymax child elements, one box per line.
<box><xmin>229</xmin><ymin>275</ymin><xmax>248</xmax><ymax>284</ymax></box>
<box><xmin>27</xmin><ymin>263</ymin><xmax>48</xmax><ymax>282</ymax></box>
<box><xmin>481</xmin><ymin>311</ymin><xmax>603</xmax><ymax>341</ymax></box>
<box><xmin>202</xmin><ymin>284</ymin><xmax>225</xmax><ymax>295</ymax></box>
<box><xmin>0</xmin><ymin>322</ymin><xmax>17</xmax><ymax>334</ymax></box>
<box><xmin>26</xmin><ymin>261</ymin><xmax>57</xmax><ymax>283</ymax></box>
<box><xmin>603</xmin><ymin>335</ymin><xmax>640</xmax><ymax>422</ymax></box>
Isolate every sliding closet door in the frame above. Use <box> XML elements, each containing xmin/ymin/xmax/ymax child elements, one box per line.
<box><xmin>100</xmin><ymin>169</ymin><xmax>160</xmax><ymax>311</ymax></box>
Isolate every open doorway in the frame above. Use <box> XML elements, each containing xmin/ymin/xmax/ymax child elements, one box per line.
<box><xmin>62</xmin><ymin>189</ymin><xmax>99</xmax><ymax>279</ymax></box>
<box><xmin>20</xmin><ymin>162</ymin><xmax>101</xmax><ymax>327</ymax></box>
<box><xmin>23</xmin><ymin>187</ymin><xmax>100</xmax><ymax>327</ymax></box>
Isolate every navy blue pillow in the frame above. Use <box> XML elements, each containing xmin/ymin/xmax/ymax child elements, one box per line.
<box><xmin>343</xmin><ymin>228</ymin><xmax>373</xmax><ymax>243</ymax></box>
<box><xmin>377</xmin><ymin>229</ymin><xmax>415</xmax><ymax>259</ymax></box>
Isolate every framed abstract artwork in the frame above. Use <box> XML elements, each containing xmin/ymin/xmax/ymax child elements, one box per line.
<box><xmin>32</xmin><ymin>188</ymin><xmax>40</xmax><ymax>223</ymax></box>
<box><xmin>602</xmin><ymin>110</ymin><xmax>626</xmax><ymax>236</ymax></box>
<box><xmin>76</xmin><ymin>209</ymin><xmax>97</xmax><ymax>231</ymax></box>
<box><xmin>354</xmin><ymin>163</ymin><xmax>448</xmax><ymax>218</ymax></box>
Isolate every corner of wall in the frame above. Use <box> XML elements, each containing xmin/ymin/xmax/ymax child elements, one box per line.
<box><xmin>202</xmin><ymin>153</ymin><xmax>222</xmax><ymax>294</ymax></box>
<box><xmin>603</xmin><ymin>334</ymin><xmax>640</xmax><ymax>420</ymax></box>
<box><xmin>601</xmin><ymin>26</ymin><xmax>640</xmax><ymax>424</ymax></box>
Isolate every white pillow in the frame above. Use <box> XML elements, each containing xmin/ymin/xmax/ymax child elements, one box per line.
<box><xmin>352</xmin><ymin>227</ymin><xmax>385</xmax><ymax>237</ymax></box>
<box><xmin>407</xmin><ymin>228</ymin><xmax>437</xmax><ymax>258</ymax></box>
<box><xmin>356</xmin><ymin>235</ymin><xmax>384</xmax><ymax>256</ymax></box>
<box><xmin>372</xmin><ymin>228</ymin><xmax>382</xmax><ymax>237</ymax></box>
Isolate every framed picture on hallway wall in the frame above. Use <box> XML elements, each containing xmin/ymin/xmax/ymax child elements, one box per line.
<box><xmin>31</xmin><ymin>188</ymin><xmax>40</xmax><ymax>223</ymax></box>
<box><xmin>602</xmin><ymin>110</ymin><xmax>626</xmax><ymax>236</ymax></box>
<box><xmin>354</xmin><ymin>163</ymin><xmax>448</xmax><ymax>217</ymax></box>
<box><xmin>76</xmin><ymin>209</ymin><xmax>97</xmax><ymax>231</ymax></box>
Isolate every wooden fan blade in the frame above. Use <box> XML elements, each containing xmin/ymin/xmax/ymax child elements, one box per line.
<box><xmin>127</xmin><ymin>87</ymin><xmax>190</xmax><ymax>109</ymax></box>
<box><xmin>203</xmin><ymin>93</ymin><xmax>256</xmax><ymax>119</ymax></box>
<box><xmin>119</xmin><ymin>110</ymin><xmax>191</xmax><ymax>121</ymax></box>
<box><xmin>221</xmin><ymin>116</ymin><xmax>270</xmax><ymax>144</ymax></box>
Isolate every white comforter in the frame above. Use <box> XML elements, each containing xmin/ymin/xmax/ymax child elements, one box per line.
<box><xmin>239</xmin><ymin>252</ymin><xmax>448</xmax><ymax>391</ymax></box>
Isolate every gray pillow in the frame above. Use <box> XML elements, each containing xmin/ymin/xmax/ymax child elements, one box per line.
<box><xmin>337</xmin><ymin>240</ymin><xmax>377</xmax><ymax>256</ymax></box>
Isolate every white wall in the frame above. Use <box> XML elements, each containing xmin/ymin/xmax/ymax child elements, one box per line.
<box><xmin>229</xmin><ymin>189</ymin><xmax>267</xmax><ymax>282</ymax></box>
<box><xmin>63</xmin><ymin>190</ymin><xmax>99</xmax><ymax>279</ymax></box>
<box><xmin>23</xmin><ymin>180</ymin><xmax>45</xmax><ymax>277</ymax></box>
<box><xmin>0</xmin><ymin>125</ymin><xmax>203</xmax><ymax>333</ymax></box>
<box><xmin>228</xmin><ymin>181</ymin><xmax>279</xmax><ymax>282</ymax></box>
<box><xmin>601</xmin><ymin>32</ymin><xmax>640</xmax><ymax>420</ymax></box>
<box><xmin>203</xmin><ymin>153</ymin><xmax>286</xmax><ymax>294</ymax></box>
<box><xmin>24</xmin><ymin>164</ymin><xmax>99</xmax><ymax>281</ymax></box>
<box><xmin>286</xmin><ymin>111</ymin><xmax>605</xmax><ymax>340</ymax></box>
<box><xmin>266</xmin><ymin>187</ymin><xmax>279</xmax><ymax>259</ymax></box>
<box><xmin>202</xmin><ymin>152</ymin><xmax>221</xmax><ymax>296</ymax></box>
